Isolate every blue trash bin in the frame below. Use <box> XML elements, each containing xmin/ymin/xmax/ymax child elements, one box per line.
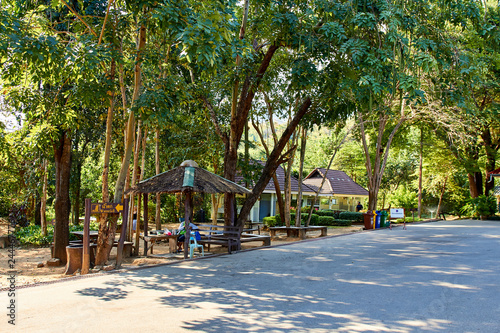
<box><xmin>374</xmin><ymin>210</ymin><xmax>381</xmax><ymax>228</ymax></box>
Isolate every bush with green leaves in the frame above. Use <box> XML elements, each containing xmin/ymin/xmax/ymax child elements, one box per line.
<box><xmin>460</xmin><ymin>195</ymin><xmax>497</xmax><ymax>218</ymax></box>
<box><xmin>14</xmin><ymin>222</ymin><xmax>100</xmax><ymax>246</ymax></box>
<box><xmin>315</xmin><ymin>210</ymin><xmax>336</xmax><ymax>217</ymax></box>
<box><xmin>338</xmin><ymin>211</ymin><xmax>363</xmax><ymax>223</ymax></box>
<box><xmin>274</xmin><ymin>213</ymin><xmax>319</xmax><ymax>226</ymax></box>
<box><xmin>388</xmin><ymin>186</ymin><xmax>418</xmax><ymax>212</ymax></box>
<box><xmin>263</xmin><ymin>216</ymin><xmax>278</xmax><ymax>227</ymax></box>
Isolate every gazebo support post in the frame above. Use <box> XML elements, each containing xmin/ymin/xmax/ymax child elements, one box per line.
<box><xmin>143</xmin><ymin>193</ymin><xmax>148</xmax><ymax>256</ymax></box>
<box><xmin>184</xmin><ymin>191</ymin><xmax>193</xmax><ymax>259</ymax></box>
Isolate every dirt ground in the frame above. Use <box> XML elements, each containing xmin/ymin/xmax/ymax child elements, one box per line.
<box><xmin>0</xmin><ymin>221</ymin><xmax>364</xmax><ymax>288</ymax></box>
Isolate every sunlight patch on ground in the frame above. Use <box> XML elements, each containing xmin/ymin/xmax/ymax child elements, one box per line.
<box><xmin>336</xmin><ymin>278</ymin><xmax>393</xmax><ymax>287</ymax></box>
<box><xmin>430</xmin><ymin>280</ymin><xmax>479</xmax><ymax>290</ymax></box>
<box><xmin>396</xmin><ymin>319</ymin><xmax>452</xmax><ymax>331</ymax></box>
<box><xmin>410</xmin><ymin>265</ymin><xmax>491</xmax><ymax>275</ymax></box>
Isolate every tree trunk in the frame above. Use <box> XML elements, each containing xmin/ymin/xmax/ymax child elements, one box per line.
<box><xmin>272</xmin><ymin>174</ymin><xmax>285</xmax><ymax>224</ymax></box>
<box><xmin>155</xmin><ymin>129</ymin><xmax>162</xmax><ymax>230</ymax></box>
<box><xmin>237</xmin><ymin>97</ymin><xmax>311</xmax><ymax>227</ymax></box>
<box><xmin>358</xmin><ymin>104</ymin><xmax>406</xmax><ymax>211</ymax></box>
<box><xmin>53</xmin><ymin>130</ymin><xmax>72</xmax><ymax>265</ymax></box>
<box><xmin>41</xmin><ymin>159</ymin><xmax>48</xmax><ymax>236</ymax></box>
<box><xmin>101</xmin><ymin>59</ymin><xmax>116</xmax><ymax>203</ymax></box>
<box><xmin>468</xmin><ymin>172</ymin><xmax>483</xmax><ymax>198</ymax></box>
<box><xmin>72</xmin><ymin>158</ymin><xmax>82</xmax><ymax>225</ymax></box>
<box><xmin>436</xmin><ymin>175</ymin><xmax>448</xmax><ymax>218</ymax></box>
<box><xmin>132</xmin><ymin>122</ymin><xmax>143</xmax><ymax>256</ymax></box>
<box><xmin>482</xmin><ymin>128</ymin><xmax>496</xmax><ymax>196</ymax></box>
<box><xmin>295</xmin><ymin>127</ymin><xmax>307</xmax><ymax>227</ymax></box>
<box><xmin>283</xmin><ymin>133</ymin><xmax>298</xmax><ymax>227</ymax></box>
<box><xmin>418</xmin><ymin>126</ymin><xmax>423</xmax><ymax>218</ymax></box>
<box><xmin>96</xmin><ymin>23</ymin><xmax>146</xmax><ymax>264</ymax></box>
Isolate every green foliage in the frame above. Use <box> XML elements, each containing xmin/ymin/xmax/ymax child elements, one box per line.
<box><xmin>461</xmin><ymin>195</ymin><xmax>497</xmax><ymax>218</ymax></box>
<box><xmin>315</xmin><ymin>209</ymin><xmax>336</xmax><ymax>217</ymax></box>
<box><xmin>14</xmin><ymin>222</ymin><xmax>99</xmax><ymax>246</ymax></box>
<box><xmin>338</xmin><ymin>211</ymin><xmax>363</xmax><ymax>223</ymax></box>
<box><xmin>263</xmin><ymin>216</ymin><xmax>278</xmax><ymax>227</ymax></box>
<box><xmin>15</xmin><ymin>224</ymin><xmax>54</xmax><ymax>246</ymax></box>
<box><xmin>388</xmin><ymin>186</ymin><xmax>418</xmax><ymax>211</ymax></box>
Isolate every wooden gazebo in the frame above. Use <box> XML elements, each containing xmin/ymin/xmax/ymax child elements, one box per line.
<box><xmin>126</xmin><ymin>160</ymin><xmax>250</xmax><ymax>258</ymax></box>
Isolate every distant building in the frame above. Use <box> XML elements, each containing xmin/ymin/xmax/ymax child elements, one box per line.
<box><xmin>231</xmin><ymin>162</ymin><xmax>369</xmax><ymax>222</ymax></box>
<box><xmin>303</xmin><ymin>168</ymin><xmax>369</xmax><ymax>211</ymax></box>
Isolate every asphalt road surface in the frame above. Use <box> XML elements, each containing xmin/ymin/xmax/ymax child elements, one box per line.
<box><xmin>3</xmin><ymin>220</ymin><xmax>500</xmax><ymax>332</ymax></box>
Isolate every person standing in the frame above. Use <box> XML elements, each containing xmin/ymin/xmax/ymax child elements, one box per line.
<box><xmin>356</xmin><ymin>201</ymin><xmax>363</xmax><ymax>212</ymax></box>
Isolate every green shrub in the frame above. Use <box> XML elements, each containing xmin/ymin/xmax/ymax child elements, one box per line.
<box><xmin>316</xmin><ymin>210</ymin><xmax>336</xmax><ymax>217</ymax></box>
<box><xmin>331</xmin><ymin>219</ymin><xmax>352</xmax><ymax>226</ymax></box>
<box><xmin>461</xmin><ymin>195</ymin><xmax>497</xmax><ymax>218</ymax></box>
<box><xmin>316</xmin><ymin>216</ymin><xmax>352</xmax><ymax>226</ymax></box>
<box><xmin>318</xmin><ymin>216</ymin><xmax>335</xmax><ymax>225</ymax></box>
<box><xmin>338</xmin><ymin>211</ymin><xmax>363</xmax><ymax>222</ymax></box>
<box><xmin>263</xmin><ymin>216</ymin><xmax>278</xmax><ymax>227</ymax></box>
<box><xmin>14</xmin><ymin>222</ymin><xmax>100</xmax><ymax>246</ymax></box>
<box><xmin>274</xmin><ymin>213</ymin><xmax>319</xmax><ymax>226</ymax></box>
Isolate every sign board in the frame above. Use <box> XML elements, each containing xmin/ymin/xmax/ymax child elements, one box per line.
<box><xmin>390</xmin><ymin>208</ymin><xmax>405</xmax><ymax>219</ymax></box>
<box><xmin>91</xmin><ymin>202</ymin><xmax>124</xmax><ymax>214</ymax></box>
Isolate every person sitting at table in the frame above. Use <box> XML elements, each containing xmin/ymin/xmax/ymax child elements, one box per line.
<box><xmin>177</xmin><ymin>219</ymin><xmax>199</xmax><ymax>252</ymax></box>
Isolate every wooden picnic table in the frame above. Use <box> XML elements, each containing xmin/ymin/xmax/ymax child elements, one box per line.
<box><xmin>71</xmin><ymin>231</ymin><xmax>99</xmax><ymax>242</ymax></box>
<box><xmin>140</xmin><ymin>233</ymin><xmax>178</xmax><ymax>255</ymax></box>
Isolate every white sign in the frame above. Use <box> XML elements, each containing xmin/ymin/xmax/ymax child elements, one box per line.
<box><xmin>390</xmin><ymin>208</ymin><xmax>405</xmax><ymax>219</ymax></box>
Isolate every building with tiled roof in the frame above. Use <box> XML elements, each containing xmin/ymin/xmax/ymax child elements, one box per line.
<box><xmin>303</xmin><ymin>168</ymin><xmax>369</xmax><ymax>211</ymax></box>
<box><xmin>231</xmin><ymin>162</ymin><xmax>369</xmax><ymax>221</ymax></box>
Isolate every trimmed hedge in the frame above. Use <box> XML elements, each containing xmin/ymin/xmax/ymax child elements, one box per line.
<box><xmin>263</xmin><ymin>216</ymin><xmax>278</xmax><ymax>227</ymax></box>
<box><xmin>315</xmin><ymin>210</ymin><xmax>336</xmax><ymax>217</ymax></box>
<box><xmin>338</xmin><ymin>211</ymin><xmax>364</xmax><ymax>223</ymax></box>
<box><xmin>274</xmin><ymin>213</ymin><xmax>320</xmax><ymax>226</ymax></box>
<box><xmin>317</xmin><ymin>216</ymin><xmax>352</xmax><ymax>226</ymax></box>
<box><xmin>331</xmin><ymin>219</ymin><xmax>352</xmax><ymax>226</ymax></box>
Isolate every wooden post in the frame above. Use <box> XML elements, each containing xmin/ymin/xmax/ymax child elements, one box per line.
<box><xmin>184</xmin><ymin>191</ymin><xmax>193</xmax><ymax>259</ymax></box>
<box><xmin>116</xmin><ymin>198</ymin><xmax>129</xmax><ymax>269</ymax></box>
<box><xmin>143</xmin><ymin>193</ymin><xmax>149</xmax><ymax>256</ymax></box>
<box><xmin>81</xmin><ymin>198</ymin><xmax>91</xmax><ymax>274</ymax></box>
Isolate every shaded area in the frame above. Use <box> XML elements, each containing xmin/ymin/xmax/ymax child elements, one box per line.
<box><xmin>51</xmin><ymin>221</ymin><xmax>500</xmax><ymax>332</ymax></box>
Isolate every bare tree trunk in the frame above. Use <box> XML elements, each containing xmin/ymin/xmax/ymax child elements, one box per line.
<box><xmin>283</xmin><ymin>131</ymin><xmax>298</xmax><ymax>227</ymax></box>
<box><xmin>295</xmin><ymin>127</ymin><xmax>307</xmax><ymax>227</ymax></box>
<box><xmin>237</xmin><ymin>97</ymin><xmax>311</xmax><ymax>227</ymax></box>
<box><xmin>359</xmin><ymin>100</ymin><xmax>406</xmax><ymax>211</ymax></box>
<box><xmin>482</xmin><ymin>128</ymin><xmax>496</xmax><ymax>196</ymax></box>
<box><xmin>272</xmin><ymin>175</ymin><xmax>285</xmax><ymax>223</ymax></box>
<box><xmin>53</xmin><ymin>130</ymin><xmax>72</xmax><ymax>265</ymax></box>
<box><xmin>41</xmin><ymin>159</ymin><xmax>48</xmax><ymax>236</ymax></box>
<box><xmin>468</xmin><ymin>172</ymin><xmax>483</xmax><ymax>198</ymax></box>
<box><xmin>132</xmin><ymin>122</ymin><xmax>143</xmax><ymax>256</ymax></box>
<box><xmin>101</xmin><ymin>59</ymin><xmax>116</xmax><ymax>203</ymax></box>
<box><xmin>95</xmin><ymin>23</ymin><xmax>146</xmax><ymax>265</ymax></box>
<box><xmin>436</xmin><ymin>175</ymin><xmax>448</xmax><ymax>218</ymax></box>
<box><xmin>155</xmin><ymin>129</ymin><xmax>162</xmax><ymax>230</ymax></box>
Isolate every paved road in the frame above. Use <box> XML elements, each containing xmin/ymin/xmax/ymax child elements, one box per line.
<box><xmin>3</xmin><ymin>220</ymin><xmax>500</xmax><ymax>332</ymax></box>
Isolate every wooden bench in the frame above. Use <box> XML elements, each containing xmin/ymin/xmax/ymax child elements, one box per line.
<box><xmin>196</xmin><ymin>224</ymin><xmax>242</xmax><ymax>254</ymax></box>
<box><xmin>240</xmin><ymin>233</ymin><xmax>271</xmax><ymax>246</ymax></box>
<box><xmin>269</xmin><ymin>226</ymin><xmax>328</xmax><ymax>240</ymax></box>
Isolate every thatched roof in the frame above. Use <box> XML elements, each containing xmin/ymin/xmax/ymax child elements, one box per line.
<box><xmin>125</xmin><ymin>165</ymin><xmax>251</xmax><ymax>195</ymax></box>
